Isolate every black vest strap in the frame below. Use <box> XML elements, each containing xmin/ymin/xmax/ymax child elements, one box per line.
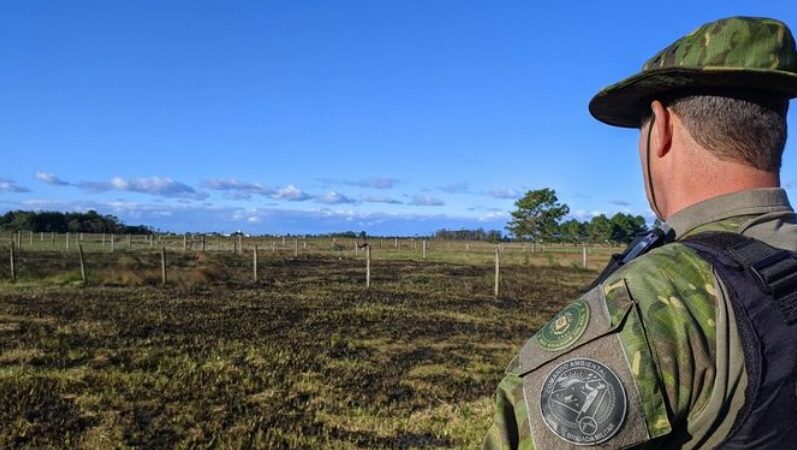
<box><xmin>682</xmin><ymin>232</ymin><xmax>797</xmax><ymax>324</ymax></box>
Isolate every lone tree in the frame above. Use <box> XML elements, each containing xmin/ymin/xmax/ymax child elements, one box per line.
<box><xmin>506</xmin><ymin>188</ymin><xmax>569</xmax><ymax>242</ymax></box>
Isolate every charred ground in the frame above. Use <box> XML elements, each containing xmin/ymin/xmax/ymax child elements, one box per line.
<box><xmin>0</xmin><ymin>251</ymin><xmax>600</xmax><ymax>448</ymax></box>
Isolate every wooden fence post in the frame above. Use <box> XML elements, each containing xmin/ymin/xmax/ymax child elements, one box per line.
<box><xmin>582</xmin><ymin>246</ymin><xmax>588</xmax><ymax>269</ymax></box>
<box><xmin>294</xmin><ymin>239</ymin><xmax>299</xmax><ymax>257</ymax></box>
<box><xmin>272</xmin><ymin>241</ymin><xmax>276</xmax><ymax>253</ymax></box>
<box><xmin>66</xmin><ymin>232</ymin><xmax>70</xmax><ymax>251</ymax></box>
<box><xmin>395</xmin><ymin>237</ymin><xmax>398</xmax><ymax>249</ymax></box>
<box><xmin>366</xmin><ymin>245</ymin><xmax>371</xmax><ymax>288</ymax></box>
<box><xmin>102</xmin><ymin>233</ymin><xmax>106</xmax><ymax>248</ymax></box>
<box><xmin>253</xmin><ymin>245</ymin><xmax>259</xmax><ymax>282</ymax></box>
<box><xmin>422</xmin><ymin>240</ymin><xmax>427</xmax><ymax>259</ymax></box>
<box><xmin>110</xmin><ymin>234</ymin><xmax>115</xmax><ymax>252</ymax></box>
<box><xmin>238</xmin><ymin>235</ymin><xmax>242</xmax><ymax>254</ymax></box>
<box><xmin>29</xmin><ymin>231</ymin><xmax>33</xmax><ymax>247</ymax></box>
<box><xmin>78</xmin><ymin>244</ymin><xmax>87</xmax><ymax>284</ymax></box>
<box><xmin>51</xmin><ymin>232</ymin><xmax>55</xmax><ymax>249</ymax></box>
<box><xmin>183</xmin><ymin>234</ymin><xmax>187</xmax><ymax>252</ymax></box>
<box><xmin>494</xmin><ymin>248</ymin><xmax>500</xmax><ymax>298</ymax></box>
<box><xmin>160</xmin><ymin>247</ymin><xmax>167</xmax><ymax>285</ymax></box>
<box><xmin>9</xmin><ymin>242</ymin><xmax>16</xmax><ymax>283</ymax></box>
<box><xmin>201</xmin><ymin>235</ymin><xmax>206</xmax><ymax>252</ymax></box>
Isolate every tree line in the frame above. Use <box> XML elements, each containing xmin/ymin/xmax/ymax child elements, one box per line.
<box><xmin>506</xmin><ymin>188</ymin><xmax>648</xmax><ymax>244</ymax></box>
<box><xmin>0</xmin><ymin>210</ymin><xmax>153</xmax><ymax>234</ymax></box>
<box><xmin>433</xmin><ymin>228</ymin><xmax>503</xmax><ymax>242</ymax></box>
<box><xmin>433</xmin><ymin>212</ymin><xmax>646</xmax><ymax>245</ymax></box>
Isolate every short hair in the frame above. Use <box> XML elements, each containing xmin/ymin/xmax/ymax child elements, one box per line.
<box><xmin>640</xmin><ymin>90</ymin><xmax>789</xmax><ymax>171</ymax></box>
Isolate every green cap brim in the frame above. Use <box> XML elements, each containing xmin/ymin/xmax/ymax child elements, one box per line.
<box><xmin>589</xmin><ymin>67</ymin><xmax>797</xmax><ymax>128</ymax></box>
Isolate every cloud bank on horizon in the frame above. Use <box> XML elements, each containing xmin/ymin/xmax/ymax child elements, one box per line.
<box><xmin>0</xmin><ymin>169</ymin><xmax>659</xmax><ymax>235</ymax></box>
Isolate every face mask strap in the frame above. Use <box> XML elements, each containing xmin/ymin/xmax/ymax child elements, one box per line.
<box><xmin>646</xmin><ymin>115</ymin><xmax>662</xmax><ymax>218</ymax></box>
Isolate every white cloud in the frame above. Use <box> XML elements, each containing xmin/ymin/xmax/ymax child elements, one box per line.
<box><xmin>478</xmin><ymin>211</ymin><xmax>510</xmax><ymax>222</ymax></box>
<box><xmin>346</xmin><ymin>177</ymin><xmax>398</xmax><ymax>189</ymax></box>
<box><xmin>272</xmin><ymin>184</ymin><xmax>310</xmax><ymax>201</ymax></box>
<box><xmin>34</xmin><ymin>171</ymin><xmax>70</xmax><ymax>186</ymax></box>
<box><xmin>0</xmin><ymin>179</ymin><xmax>30</xmax><ymax>193</ymax></box>
<box><xmin>485</xmin><ymin>188</ymin><xmax>522</xmax><ymax>199</ymax></box>
<box><xmin>439</xmin><ymin>182</ymin><xmax>471</xmax><ymax>194</ymax></box>
<box><xmin>570</xmin><ymin>209</ymin><xmax>606</xmax><ymax>220</ymax></box>
<box><xmin>76</xmin><ymin>176</ymin><xmax>207</xmax><ymax>200</ymax></box>
<box><xmin>316</xmin><ymin>191</ymin><xmax>356</xmax><ymax>204</ymax></box>
<box><xmin>361</xmin><ymin>195</ymin><xmax>403</xmax><ymax>205</ymax></box>
<box><xmin>570</xmin><ymin>209</ymin><xmax>592</xmax><ymax>220</ymax></box>
<box><xmin>319</xmin><ymin>177</ymin><xmax>400</xmax><ymax>189</ymax></box>
<box><xmin>202</xmin><ymin>178</ymin><xmax>272</xmax><ymax>198</ymax></box>
<box><xmin>409</xmin><ymin>195</ymin><xmax>445</xmax><ymax>206</ymax></box>
<box><xmin>468</xmin><ymin>205</ymin><xmax>504</xmax><ymax>212</ymax></box>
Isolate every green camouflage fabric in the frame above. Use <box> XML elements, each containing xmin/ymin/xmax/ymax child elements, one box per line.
<box><xmin>589</xmin><ymin>16</ymin><xmax>797</xmax><ymax>127</ymax></box>
<box><xmin>683</xmin><ymin>216</ymin><xmax>755</xmax><ymax>236</ymax></box>
<box><xmin>482</xmin><ymin>235</ymin><xmax>725</xmax><ymax>449</ymax></box>
<box><xmin>642</xmin><ymin>17</ymin><xmax>796</xmax><ymax>73</ymax></box>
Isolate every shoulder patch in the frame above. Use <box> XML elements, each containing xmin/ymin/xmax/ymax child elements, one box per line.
<box><xmin>540</xmin><ymin>358</ymin><xmax>627</xmax><ymax>445</ymax></box>
<box><xmin>509</xmin><ymin>286</ymin><xmax>633</xmax><ymax>377</ymax></box>
<box><xmin>507</xmin><ymin>282</ymin><xmax>673</xmax><ymax>448</ymax></box>
<box><xmin>537</xmin><ymin>301</ymin><xmax>590</xmax><ymax>352</ymax></box>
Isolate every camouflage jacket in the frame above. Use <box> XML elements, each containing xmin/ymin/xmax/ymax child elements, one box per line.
<box><xmin>482</xmin><ymin>188</ymin><xmax>797</xmax><ymax>449</ymax></box>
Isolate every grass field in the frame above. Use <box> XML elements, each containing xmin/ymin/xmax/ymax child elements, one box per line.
<box><xmin>0</xmin><ymin>241</ymin><xmax>610</xmax><ymax>448</ymax></box>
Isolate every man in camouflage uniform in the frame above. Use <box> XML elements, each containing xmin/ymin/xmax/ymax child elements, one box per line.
<box><xmin>483</xmin><ymin>17</ymin><xmax>797</xmax><ymax>449</ymax></box>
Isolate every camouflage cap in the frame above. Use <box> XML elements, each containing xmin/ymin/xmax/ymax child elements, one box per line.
<box><xmin>589</xmin><ymin>16</ymin><xmax>797</xmax><ymax>128</ymax></box>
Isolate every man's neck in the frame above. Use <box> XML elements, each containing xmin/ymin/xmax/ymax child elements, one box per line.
<box><xmin>662</xmin><ymin>165</ymin><xmax>780</xmax><ymax>220</ymax></box>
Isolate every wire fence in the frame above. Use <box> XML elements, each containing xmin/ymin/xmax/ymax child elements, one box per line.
<box><xmin>1</xmin><ymin>232</ymin><xmax>620</xmax><ymax>295</ymax></box>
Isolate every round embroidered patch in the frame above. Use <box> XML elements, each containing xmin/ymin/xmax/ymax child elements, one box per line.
<box><xmin>540</xmin><ymin>358</ymin><xmax>627</xmax><ymax>445</ymax></box>
<box><xmin>537</xmin><ymin>301</ymin><xmax>590</xmax><ymax>352</ymax></box>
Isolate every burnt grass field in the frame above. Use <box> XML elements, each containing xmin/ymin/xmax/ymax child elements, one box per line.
<box><xmin>0</xmin><ymin>250</ymin><xmax>599</xmax><ymax>448</ymax></box>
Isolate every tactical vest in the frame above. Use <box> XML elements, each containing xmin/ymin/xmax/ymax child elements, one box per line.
<box><xmin>592</xmin><ymin>230</ymin><xmax>797</xmax><ymax>448</ymax></box>
<box><xmin>680</xmin><ymin>232</ymin><xmax>797</xmax><ymax>449</ymax></box>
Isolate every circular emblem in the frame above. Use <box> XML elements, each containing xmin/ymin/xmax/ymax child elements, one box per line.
<box><xmin>540</xmin><ymin>358</ymin><xmax>627</xmax><ymax>445</ymax></box>
<box><xmin>537</xmin><ymin>301</ymin><xmax>590</xmax><ymax>351</ymax></box>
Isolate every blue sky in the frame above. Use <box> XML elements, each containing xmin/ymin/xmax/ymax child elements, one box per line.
<box><xmin>2</xmin><ymin>1</ymin><xmax>797</xmax><ymax>235</ymax></box>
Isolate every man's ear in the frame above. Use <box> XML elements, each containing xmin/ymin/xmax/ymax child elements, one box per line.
<box><xmin>650</xmin><ymin>100</ymin><xmax>672</xmax><ymax>158</ymax></box>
